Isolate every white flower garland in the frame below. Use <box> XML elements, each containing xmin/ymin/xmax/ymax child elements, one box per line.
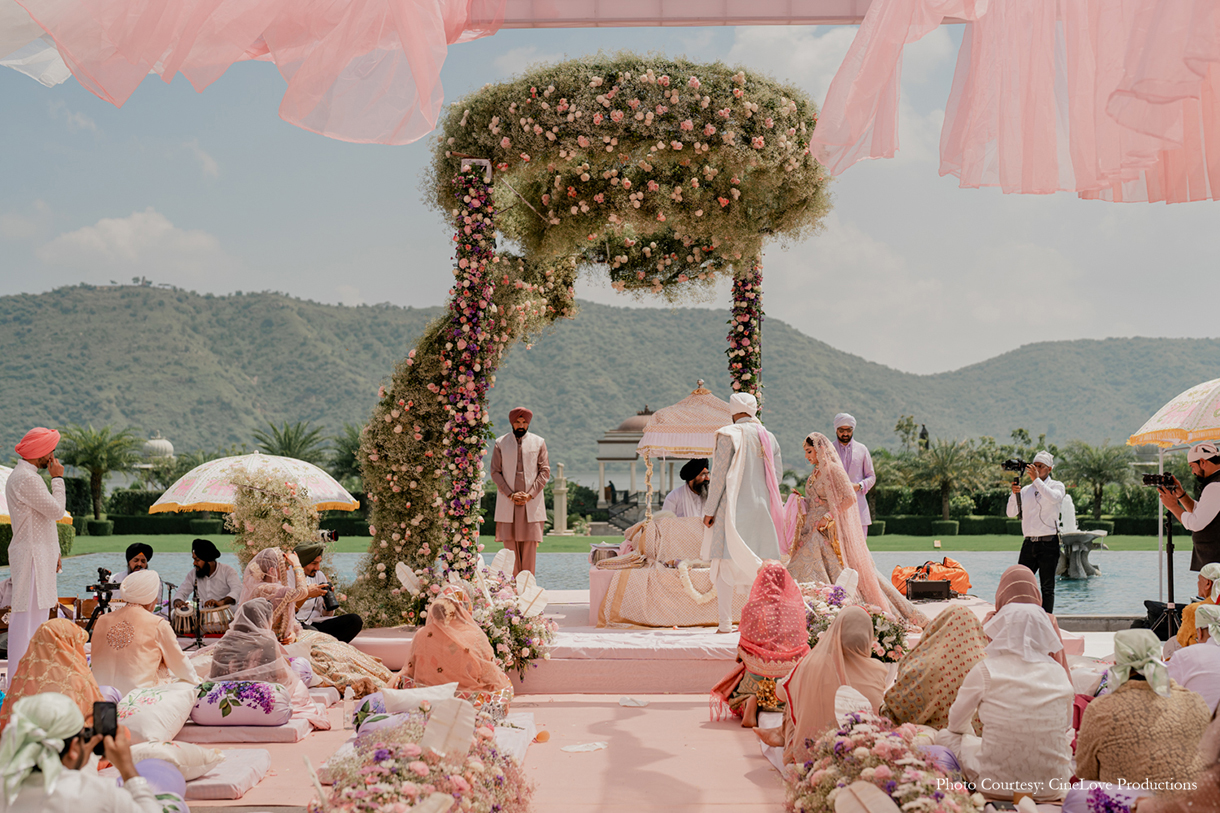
<box><xmin>676</xmin><ymin>559</ymin><xmax>717</xmax><ymax>604</ymax></box>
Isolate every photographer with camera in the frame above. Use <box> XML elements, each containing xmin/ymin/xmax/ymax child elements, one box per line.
<box><xmin>0</xmin><ymin>693</ymin><xmax>163</xmax><ymax>812</ymax></box>
<box><xmin>1157</xmin><ymin>441</ymin><xmax>1220</xmax><ymax>572</ymax></box>
<box><xmin>288</xmin><ymin>540</ymin><xmax>363</xmax><ymax>644</ymax></box>
<box><xmin>1006</xmin><ymin>451</ymin><xmax>1066</xmax><ymax>612</ymax></box>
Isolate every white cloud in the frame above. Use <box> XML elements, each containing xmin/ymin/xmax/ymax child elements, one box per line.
<box><xmin>335</xmin><ymin>284</ymin><xmax>365</xmax><ymax>305</ymax></box>
<box><xmin>0</xmin><ymin>200</ymin><xmax>51</xmax><ymax>241</ymax></box>
<box><xmin>47</xmin><ymin>100</ymin><xmax>97</xmax><ymax>132</ymax></box>
<box><xmin>184</xmin><ymin>139</ymin><xmax>219</xmax><ymax>179</ymax></box>
<box><xmin>37</xmin><ymin>208</ymin><xmax>238</xmax><ymax>283</ymax></box>
<box><xmin>727</xmin><ymin>26</ymin><xmax>857</xmax><ymax>103</ymax></box>
<box><xmin>493</xmin><ymin>46</ymin><xmax>564</xmax><ymax>77</ymax></box>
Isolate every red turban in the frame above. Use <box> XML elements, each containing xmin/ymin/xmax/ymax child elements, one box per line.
<box><xmin>509</xmin><ymin>407</ymin><xmax>533</xmax><ymax>424</ymax></box>
<box><xmin>15</xmin><ymin>427</ymin><xmax>60</xmax><ymax>460</ymax></box>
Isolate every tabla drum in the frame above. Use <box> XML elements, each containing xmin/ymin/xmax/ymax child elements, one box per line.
<box><xmin>172</xmin><ymin>603</ymin><xmax>197</xmax><ymax>637</ymax></box>
<box><xmin>200</xmin><ymin>604</ymin><xmax>234</xmax><ymax>636</ymax></box>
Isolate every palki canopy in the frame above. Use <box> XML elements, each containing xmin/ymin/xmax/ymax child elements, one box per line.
<box><xmin>636</xmin><ymin>381</ymin><xmax>732</xmax><ymax>519</ymax></box>
<box><xmin>150</xmin><ymin>452</ymin><xmax>359</xmax><ymax>514</ymax></box>
<box><xmin>4</xmin><ymin>0</ymin><xmax>1217</xmax><ymax>201</ymax></box>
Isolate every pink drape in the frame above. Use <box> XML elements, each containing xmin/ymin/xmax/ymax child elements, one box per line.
<box><xmin>756</xmin><ymin>425</ymin><xmax>789</xmax><ymax>557</ymax></box>
<box><xmin>812</xmin><ymin>0</ymin><xmax>1220</xmax><ymax>203</ymax></box>
<box><xmin>16</xmin><ymin>0</ymin><xmax>505</xmax><ymax>144</ymax></box>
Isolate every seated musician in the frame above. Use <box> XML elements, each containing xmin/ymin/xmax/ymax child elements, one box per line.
<box><xmin>110</xmin><ymin>542</ymin><xmax>165</xmax><ymax>615</ymax></box>
<box><xmin>172</xmin><ymin>538</ymin><xmax>241</xmax><ymax>612</ymax></box>
<box><xmin>91</xmin><ymin>570</ymin><xmax>199</xmax><ymax>696</ymax></box>
<box><xmin>288</xmin><ymin>540</ymin><xmax>363</xmax><ymax>644</ymax></box>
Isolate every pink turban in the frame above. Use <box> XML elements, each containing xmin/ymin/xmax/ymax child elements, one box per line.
<box><xmin>509</xmin><ymin>407</ymin><xmax>533</xmax><ymax>423</ymax></box>
<box><xmin>15</xmin><ymin>427</ymin><xmax>60</xmax><ymax>460</ymax></box>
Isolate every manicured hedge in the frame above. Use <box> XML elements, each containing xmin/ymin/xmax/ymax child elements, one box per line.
<box><xmin>106</xmin><ymin>489</ymin><xmax>165</xmax><ymax>516</ymax></box>
<box><xmin>0</xmin><ymin>524</ymin><xmax>75</xmax><ymax>565</ymax></box>
<box><xmin>1080</xmin><ymin>520</ymin><xmax>1115</xmax><ymax>534</ymax></box>
<box><xmin>957</xmin><ymin>515</ymin><xmax>1009</xmax><ymax>535</ymax></box>
<box><xmin>869</xmin><ymin>520</ymin><xmax>886</xmax><ymax>536</ymax></box>
<box><xmin>875</xmin><ymin>515</ymin><xmax>937</xmax><ymax>536</ymax></box>
<box><xmin>108</xmin><ymin>514</ymin><xmax>198</xmax><ymax>535</ymax></box>
<box><xmin>64</xmin><ymin>476</ymin><xmax>92</xmax><ymax>519</ymax></box>
<box><xmin>1006</xmin><ymin>519</ymin><xmax>1024</xmax><ymax>536</ymax></box>
<box><xmin>930</xmin><ymin>520</ymin><xmax>959</xmax><ymax>536</ymax></box>
<box><xmin>86</xmin><ymin>519</ymin><xmax>114</xmax><ymax>536</ymax></box>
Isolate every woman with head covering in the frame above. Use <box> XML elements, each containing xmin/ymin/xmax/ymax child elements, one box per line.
<box><xmin>90</xmin><ymin>570</ymin><xmax>199</xmax><ymax>697</ymax></box>
<box><xmin>1077</xmin><ymin>628</ymin><xmax>1211</xmax><ymax>785</ymax></box>
<box><xmin>1134</xmin><ymin>713</ymin><xmax>1220</xmax><ymax>813</ymax></box>
<box><xmin>711</xmin><ymin>562</ymin><xmax>810</xmax><ymax>727</ymax></box>
<box><xmin>240</xmin><ymin>547</ymin><xmax>391</xmax><ymax>697</ymax></box>
<box><xmin>937</xmin><ymin>603</ymin><xmax>1074</xmax><ymax>801</ymax></box>
<box><xmin>0</xmin><ymin>620</ymin><xmax>102</xmax><ymax>736</ymax></box>
<box><xmin>792</xmin><ymin>433</ymin><xmax>927</xmax><ymax>628</ymax></box>
<box><xmin>1175</xmin><ymin>562</ymin><xmax>1220</xmax><ymax>648</ymax></box>
<box><xmin>206</xmin><ymin>598</ymin><xmax>330</xmax><ymax>730</ymax></box>
<box><xmin>397</xmin><ymin>585</ymin><xmax>512</xmax><ymax>697</ymax></box>
<box><xmin>774</xmin><ymin>605</ymin><xmax>888</xmax><ymax>765</ymax></box>
<box><xmin>986</xmin><ymin>565</ymin><xmax>1072</xmax><ymax>678</ymax></box>
<box><xmin>881</xmin><ymin>605</ymin><xmax>988</xmax><ymax>730</ymax></box>
<box><xmin>1167</xmin><ymin>603</ymin><xmax>1220</xmax><ymax>716</ymax></box>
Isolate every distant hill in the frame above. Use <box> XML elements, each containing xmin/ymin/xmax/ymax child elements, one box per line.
<box><xmin>1</xmin><ymin>285</ymin><xmax>1215</xmax><ymax>477</ymax></box>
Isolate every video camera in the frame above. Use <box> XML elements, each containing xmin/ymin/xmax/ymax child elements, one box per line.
<box><xmin>318</xmin><ymin>529</ymin><xmax>339</xmax><ymax>542</ymax></box>
<box><xmin>84</xmin><ymin>567</ymin><xmax>120</xmax><ymax>594</ymax></box>
<box><xmin>1001</xmin><ymin>458</ymin><xmax>1031</xmax><ymax>473</ymax></box>
<box><xmin>1143</xmin><ymin>473</ymin><xmax>1177</xmax><ymax>488</ymax></box>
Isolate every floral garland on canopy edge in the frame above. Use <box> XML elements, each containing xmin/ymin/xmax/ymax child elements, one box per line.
<box><xmin>346</xmin><ymin>53</ymin><xmax>832</xmax><ymax>648</ymax></box>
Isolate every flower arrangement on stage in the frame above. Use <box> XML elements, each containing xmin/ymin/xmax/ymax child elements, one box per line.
<box><xmin>728</xmin><ymin>264</ymin><xmax>763</xmax><ymax>395</ymax></box>
<box><xmin>784</xmin><ymin>712</ymin><xmax>983</xmax><ymax>813</ymax></box>
<box><xmin>473</xmin><ymin>568</ymin><xmax>558</xmax><ymax>678</ymax></box>
<box><xmin>313</xmin><ymin>715</ymin><xmax>532</xmax><ymax>813</ymax></box>
<box><xmin>801</xmin><ymin>584</ymin><xmax>911</xmax><ymax>663</ymax></box>
<box><xmin>224</xmin><ymin>470</ymin><xmax>322</xmax><ymax>569</ymax></box>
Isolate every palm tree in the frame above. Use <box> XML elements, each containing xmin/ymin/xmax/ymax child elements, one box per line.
<box><xmin>915</xmin><ymin>438</ymin><xmax>987</xmax><ymax>520</ymax></box>
<box><xmin>1058</xmin><ymin>440</ymin><xmax>1135</xmax><ymax>520</ymax></box>
<box><xmin>329</xmin><ymin>423</ymin><xmax>364</xmax><ymax>488</ymax></box>
<box><xmin>58</xmin><ymin>425</ymin><xmax>143</xmax><ymax>519</ymax></box>
<box><xmin>252</xmin><ymin>420</ymin><xmax>330</xmax><ymax>465</ymax></box>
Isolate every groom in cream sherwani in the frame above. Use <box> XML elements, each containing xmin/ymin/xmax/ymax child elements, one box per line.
<box><xmin>702</xmin><ymin>392</ymin><xmax>783</xmax><ymax>633</ymax></box>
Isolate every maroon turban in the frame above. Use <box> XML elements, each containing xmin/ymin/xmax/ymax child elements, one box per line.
<box><xmin>15</xmin><ymin>427</ymin><xmax>60</xmax><ymax>460</ymax></box>
<box><xmin>509</xmin><ymin>407</ymin><xmax>533</xmax><ymax>424</ymax></box>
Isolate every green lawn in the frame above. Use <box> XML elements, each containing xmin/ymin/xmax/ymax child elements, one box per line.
<box><xmin>70</xmin><ymin>532</ymin><xmax>1167</xmax><ymax>556</ymax></box>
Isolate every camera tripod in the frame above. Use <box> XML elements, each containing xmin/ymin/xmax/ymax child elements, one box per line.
<box><xmin>83</xmin><ymin>585</ymin><xmax>114</xmax><ymax>641</ymax></box>
<box><xmin>1143</xmin><ymin>508</ymin><xmax>1182</xmax><ymax>639</ymax></box>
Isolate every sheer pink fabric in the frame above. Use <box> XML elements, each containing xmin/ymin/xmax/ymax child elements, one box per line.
<box><xmin>15</xmin><ymin>0</ymin><xmax>505</xmax><ymax>144</ymax></box>
<box><xmin>812</xmin><ymin>0</ymin><xmax>1220</xmax><ymax>202</ymax></box>
<box><xmin>738</xmin><ymin>561</ymin><xmax>811</xmax><ymax>665</ymax></box>
<box><xmin>805</xmin><ymin>432</ymin><xmax>888</xmax><ymax>610</ymax></box>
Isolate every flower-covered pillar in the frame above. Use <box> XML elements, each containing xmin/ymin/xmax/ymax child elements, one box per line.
<box><xmin>727</xmin><ymin>260</ymin><xmax>763</xmax><ymax>398</ymax></box>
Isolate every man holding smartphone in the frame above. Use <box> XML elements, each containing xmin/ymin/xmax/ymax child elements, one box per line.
<box><xmin>0</xmin><ymin>693</ymin><xmax>162</xmax><ymax>811</ymax></box>
<box><xmin>4</xmin><ymin>427</ymin><xmax>66</xmax><ymax>669</ymax></box>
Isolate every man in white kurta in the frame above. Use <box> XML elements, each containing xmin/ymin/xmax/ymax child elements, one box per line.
<box><xmin>833</xmin><ymin>413</ymin><xmax>876</xmax><ymax>536</ymax></box>
<box><xmin>662</xmin><ymin>458</ymin><xmax>708</xmax><ymax>518</ymax></box>
<box><xmin>702</xmin><ymin>393</ymin><xmax>783</xmax><ymax>632</ymax></box>
<box><xmin>5</xmin><ymin>427</ymin><xmax>65</xmax><ymax>669</ymax></box>
<box><xmin>490</xmin><ymin>406</ymin><xmax>550</xmax><ymax>576</ymax></box>
<box><xmin>172</xmin><ymin>538</ymin><xmax>241</xmax><ymax>609</ymax></box>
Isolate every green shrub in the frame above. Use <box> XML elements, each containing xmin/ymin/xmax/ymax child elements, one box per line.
<box><xmin>1006</xmin><ymin>519</ymin><xmax>1024</xmax><ymax>536</ymax></box>
<box><xmin>869</xmin><ymin>520</ymin><xmax>886</xmax><ymax>536</ymax></box>
<box><xmin>108</xmin><ymin>514</ymin><xmax>192</xmax><ymax>534</ymax></box>
<box><xmin>972</xmin><ymin>489</ymin><xmax>1011</xmax><ymax>516</ymax></box>
<box><xmin>1115</xmin><ymin>484</ymin><xmax>1159</xmax><ymax>517</ymax></box>
<box><xmin>86</xmin><ymin>519</ymin><xmax>114</xmax><ymax>536</ymax></box>
<box><xmin>188</xmin><ymin>518</ymin><xmax>224</xmax><ymax>535</ymax></box>
<box><xmin>948</xmin><ymin>493</ymin><xmax>974</xmax><ymax>519</ymax></box>
<box><xmin>72</xmin><ymin>515</ymin><xmax>88</xmax><ymax>535</ymax></box>
<box><xmin>930</xmin><ymin>520</ymin><xmax>960</xmax><ymax>536</ymax></box>
<box><xmin>876</xmin><ymin>515</ymin><xmax>936</xmax><ymax>535</ymax></box>
<box><xmin>957</xmin><ymin>515</ymin><xmax>1009</xmax><ymax>535</ymax></box>
<box><xmin>57</xmin><ymin>524</ymin><xmax>74</xmax><ymax>557</ymax></box>
<box><xmin>64</xmin><ymin>476</ymin><xmax>92</xmax><ymax>518</ymax></box>
<box><xmin>1110</xmin><ymin>515</ymin><xmax>1182</xmax><ymax>536</ymax></box>
<box><xmin>1080</xmin><ymin>519</ymin><xmax>1115</xmax><ymax>534</ymax></box>
<box><xmin>106</xmin><ymin>489</ymin><xmax>164</xmax><ymax>516</ymax></box>
<box><xmin>909</xmin><ymin>488</ymin><xmax>941</xmax><ymax>516</ymax></box>
<box><xmin>320</xmin><ymin>516</ymin><xmax>373</xmax><ymax>538</ymax></box>
<box><xmin>872</xmin><ymin>487</ymin><xmax>910</xmax><ymax>516</ymax></box>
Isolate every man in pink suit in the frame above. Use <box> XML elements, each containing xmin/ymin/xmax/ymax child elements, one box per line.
<box><xmin>833</xmin><ymin>413</ymin><xmax>876</xmax><ymax>537</ymax></box>
<box><xmin>489</xmin><ymin>407</ymin><xmax>550</xmax><ymax>576</ymax></box>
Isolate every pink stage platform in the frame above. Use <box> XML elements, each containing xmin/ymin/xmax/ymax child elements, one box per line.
<box><xmin>346</xmin><ymin>590</ymin><xmax>1084</xmax><ymax>695</ymax></box>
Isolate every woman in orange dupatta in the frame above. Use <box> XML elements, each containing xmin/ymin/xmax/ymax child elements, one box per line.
<box><xmin>986</xmin><ymin>565</ymin><xmax>1071</xmax><ymax>678</ymax></box>
<box><xmin>0</xmin><ymin>619</ymin><xmax>103</xmax><ymax>735</ymax></box>
<box><xmin>776</xmin><ymin>605</ymin><xmax>888</xmax><ymax>765</ymax></box>
<box><xmin>882</xmin><ymin>605</ymin><xmax>988</xmax><ymax>730</ymax></box>
<box><xmin>396</xmin><ymin>585</ymin><xmax>511</xmax><ymax>694</ymax></box>
<box><xmin>711</xmin><ymin>561</ymin><xmax>809</xmax><ymax>728</ymax></box>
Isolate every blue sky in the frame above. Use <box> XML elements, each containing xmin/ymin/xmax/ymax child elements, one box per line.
<box><xmin>2</xmin><ymin>23</ymin><xmax>1218</xmax><ymax>373</ymax></box>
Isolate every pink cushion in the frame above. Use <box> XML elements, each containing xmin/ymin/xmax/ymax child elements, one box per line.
<box><xmin>190</xmin><ymin>682</ymin><xmax>292</xmax><ymax>727</ymax></box>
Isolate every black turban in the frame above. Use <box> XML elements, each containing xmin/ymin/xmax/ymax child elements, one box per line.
<box><xmin>125</xmin><ymin>542</ymin><xmax>153</xmax><ymax>564</ymax></box>
<box><xmin>294</xmin><ymin>541</ymin><xmax>325</xmax><ymax>566</ymax></box>
<box><xmin>192</xmin><ymin>538</ymin><xmax>221</xmax><ymax>562</ymax></box>
<box><xmin>680</xmin><ymin>458</ymin><xmax>709</xmax><ymax>483</ymax></box>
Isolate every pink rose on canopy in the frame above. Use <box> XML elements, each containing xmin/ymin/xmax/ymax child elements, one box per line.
<box><xmin>408</xmin><ymin>761</ymin><xmax>430</xmax><ymax>777</ymax></box>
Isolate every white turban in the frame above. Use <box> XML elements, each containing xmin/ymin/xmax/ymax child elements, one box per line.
<box><xmin>1188</xmin><ymin>441</ymin><xmax>1220</xmax><ymax>463</ymax></box>
<box><xmin>1033</xmin><ymin>450</ymin><xmax>1054</xmax><ymax>468</ymax></box>
<box><xmin>121</xmin><ymin>568</ymin><xmax>160</xmax><ymax>605</ymax></box>
<box><xmin>728</xmin><ymin>392</ymin><xmax>758</xmax><ymax>418</ymax></box>
<box><xmin>1201</xmin><ymin>562</ymin><xmax>1220</xmax><ymax>601</ymax></box>
<box><xmin>0</xmin><ymin>693</ymin><xmax>84</xmax><ymax>804</ymax></box>
<box><xmin>834</xmin><ymin>413</ymin><xmax>856</xmax><ymax>430</ymax></box>
<box><xmin>1196</xmin><ymin>604</ymin><xmax>1220</xmax><ymax>643</ymax></box>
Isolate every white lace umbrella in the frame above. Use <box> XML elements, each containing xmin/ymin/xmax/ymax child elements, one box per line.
<box><xmin>1128</xmin><ymin>377</ymin><xmax>1220</xmax><ymax>448</ymax></box>
<box><xmin>635</xmin><ymin>382</ymin><xmax>733</xmax><ymax>518</ymax></box>
<box><xmin>0</xmin><ymin>464</ymin><xmax>73</xmax><ymax>525</ymax></box>
<box><xmin>149</xmin><ymin>452</ymin><xmax>359</xmax><ymax>514</ymax></box>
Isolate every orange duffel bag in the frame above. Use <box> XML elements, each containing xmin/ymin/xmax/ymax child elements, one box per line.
<box><xmin>890</xmin><ymin>556</ymin><xmax>972</xmax><ymax>595</ymax></box>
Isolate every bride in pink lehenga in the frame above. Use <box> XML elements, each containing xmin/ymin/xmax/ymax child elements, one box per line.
<box><xmin>792</xmin><ymin>432</ymin><xmax>927</xmax><ymax>629</ymax></box>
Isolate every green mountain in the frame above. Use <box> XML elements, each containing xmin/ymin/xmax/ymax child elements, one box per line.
<box><xmin>0</xmin><ymin>285</ymin><xmax>1213</xmax><ymax>478</ymax></box>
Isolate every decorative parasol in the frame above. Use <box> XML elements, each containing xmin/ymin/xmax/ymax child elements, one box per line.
<box><xmin>0</xmin><ymin>464</ymin><xmax>74</xmax><ymax>525</ymax></box>
<box><xmin>1128</xmin><ymin>377</ymin><xmax>1220</xmax><ymax>448</ymax></box>
<box><xmin>636</xmin><ymin>381</ymin><xmax>732</xmax><ymax>519</ymax></box>
<box><xmin>149</xmin><ymin>452</ymin><xmax>359</xmax><ymax>514</ymax></box>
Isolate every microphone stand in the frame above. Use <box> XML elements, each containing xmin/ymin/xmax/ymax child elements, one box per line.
<box><xmin>183</xmin><ymin>577</ymin><xmax>206</xmax><ymax>651</ymax></box>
